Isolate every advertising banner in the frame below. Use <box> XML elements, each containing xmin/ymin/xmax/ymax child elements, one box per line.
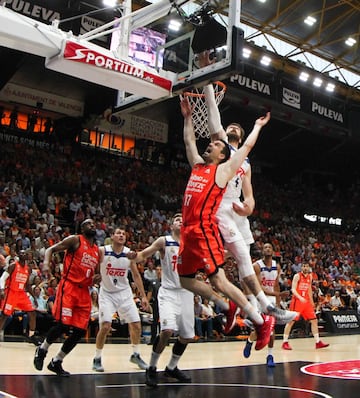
<box><xmin>323</xmin><ymin>310</ymin><xmax>360</xmax><ymax>334</ymax></box>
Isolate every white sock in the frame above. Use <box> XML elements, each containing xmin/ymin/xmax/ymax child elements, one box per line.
<box><xmin>53</xmin><ymin>350</ymin><xmax>66</xmax><ymax>362</ymax></box>
<box><xmin>244</xmin><ymin>302</ymin><xmax>263</xmax><ymax>324</ymax></box>
<box><xmin>149</xmin><ymin>351</ymin><xmax>161</xmax><ymax>368</ymax></box>
<box><xmin>256</xmin><ymin>291</ymin><xmax>272</xmax><ymax>312</ymax></box>
<box><xmin>167</xmin><ymin>354</ymin><xmax>181</xmax><ymax>370</ymax></box>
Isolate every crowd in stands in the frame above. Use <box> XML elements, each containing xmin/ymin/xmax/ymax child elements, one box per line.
<box><xmin>0</xmin><ymin>138</ymin><xmax>360</xmax><ymax>339</ymax></box>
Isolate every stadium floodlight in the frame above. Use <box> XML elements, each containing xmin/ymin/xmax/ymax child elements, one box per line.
<box><xmin>345</xmin><ymin>37</ymin><xmax>356</xmax><ymax>47</ymax></box>
<box><xmin>260</xmin><ymin>55</ymin><xmax>271</xmax><ymax>66</ymax></box>
<box><xmin>313</xmin><ymin>77</ymin><xmax>323</xmax><ymax>87</ymax></box>
<box><xmin>299</xmin><ymin>71</ymin><xmax>309</xmax><ymax>82</ymax></box>
<box><xmin>304</xmin><ymin>16</ymin><xmax>316</xmax><ymax>26</ymax></box>
<box><xmin>326</xmin><ymin>83</ymin><xmax>335</xmax><ymax>92</ymax></box>
<box><xmin>242</xmin><ymin>47</ymin><xmax>252</xmax><ymax>58</ymax></box>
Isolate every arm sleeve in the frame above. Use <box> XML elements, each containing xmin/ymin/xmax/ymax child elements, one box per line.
<box><xmin>204</xmin><ymin>84</ymin><xmax>224</xmax><ymax>136</ymax></box>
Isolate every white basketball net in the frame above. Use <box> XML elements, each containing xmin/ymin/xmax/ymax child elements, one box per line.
<box><xmin>184</xmin><ymin>81</ymin><xmax>226</xmax><ymax>139</ymax></box>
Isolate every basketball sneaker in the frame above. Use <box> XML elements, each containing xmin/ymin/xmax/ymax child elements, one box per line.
<box><xmin>92</xmin><ymin>357</ymin><xmax>104</xmax><ymax>372</ymax></box>
<box><xmin>315</xmin><ymin>341</ymin><xmax>329</xmax><ymax>349</ymax></box>
<box><xmin>282</xmin><ymin>341</ymin><xmax>292</xmax><ymax>350</ymax></box>
<box><xmin>145</xmin><ymin>366</ymin><xmax>158</xmax><ymax>387</ymax></box>
<box><xmin>267</xmin><ymin>305</ymin><xmax>299</xmax><ymax>325</ymax></box>
<box><xmin>130</xmin><ymin>353</ymin><xmax>148</xmax><ymax>370</ymax></box>
<box><xmin>243</xmin><ymin>340</ymin><xmax>253</xmax><ymax>358</ymax></box>
<box><xmin>47</xmin><ymin>359</ymin><xmax>70</xmax><ymax>377</ymax></box>
<box><xmin>254</xmin><ymin>314</ymin><xmax>275</xmax><ymax>351</ymax></box>
<box><xmin>164</xmin><ymin>366</ymin><xmax>191</xmax><ymax>383</ymax></box>
<box><xmin>223</xmin><ymin>300</ymin><xmax>239</xmax><ymax>334</ymax></box>
<box><xmin>25</xmin><ymin>334</ymin><xmax>42</xmax><ymax>346</ymax></box>
<box><xmin>266</xmin><ymin>354</ymin><xmax>276</xmax><ymax>367</ymax></box>
<box><xmin>34</xmin><ymin>346</ymin><xmax>47</xmax><ymax>370</ymax></box>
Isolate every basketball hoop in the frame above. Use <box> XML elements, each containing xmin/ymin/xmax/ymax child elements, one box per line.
<box><xmin>183</xmin><ymin>81</ymin><xmax>226</xmax><ymax>139</ymax></box>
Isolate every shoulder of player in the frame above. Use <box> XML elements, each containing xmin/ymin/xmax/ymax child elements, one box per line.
<box><xmin>294</xmin><ymin>272</ymin><xmax>302</xmax><ymax>281</ymax></box>
<box><xmin>7</xmin><ymin>262</ymin><xmax>16</xmax><ymax>274</ymax></box>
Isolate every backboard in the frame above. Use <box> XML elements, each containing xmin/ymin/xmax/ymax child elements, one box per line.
<box><xmin>111</xmin><ymin>0</ymin><xmax>244</xmax><ymax>112</ymax></box>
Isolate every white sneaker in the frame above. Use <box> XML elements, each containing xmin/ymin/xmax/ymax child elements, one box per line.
<box><xmin>267</xmin><ymin>306</ymin><xmax>298</xmax><ymax>325</ymax></box>
<box><xmin>130</xmin><ymin>353</ymin><xmax>148</xmax><ymax>370</ymax></box>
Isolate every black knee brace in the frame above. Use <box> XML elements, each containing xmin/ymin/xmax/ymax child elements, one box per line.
<box><xmin>173</xmin><ymin>339</ymin><xmax>187</xmax><ymax>356</ymax></box>
<box><xmin>62</xmin><ymin>327</ymin><xmax>86</xmax><ymax>354</ymax></box>
<box><xmin>46</xmin><ymin>323</ymin><xmax>69</xmax><ymax>345</ymax></box>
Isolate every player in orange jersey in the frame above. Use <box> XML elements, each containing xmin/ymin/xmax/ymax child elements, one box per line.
<box><xmin>0</xmin><ymin>249</ymin><xmax>41</xmax><ymax>345</ymax></box>
<box><xmin>177</xmin><ymin>96</ymin><xmax>274</xmax><ymax>351</ymax></box>
<box><xmin>282</xmin><ymin>262</ymin><xmax>329</xmax><ymax>350</ymax></box>
<box><xmin>33</xmin><ymin>219</ymin><xmax>100</xmax><ymax>376</ymax></box>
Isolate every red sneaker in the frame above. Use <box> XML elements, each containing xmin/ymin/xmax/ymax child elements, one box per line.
<box><xmin>223</xmin><ymin>300</ymin><xmax>239</xmax><ymax>335</ymax></box>
<box><xmin>254</xmin><ymin>314</ymin><xmax>275</xmax><ymax>350</ymax></box>
<box><xmin>316</xmin><ymin>341</ymin><xmax>329</xmax><ymax>349</ymax></box>
<box><xmin>282</xmin><ymin>341</ymin><xmax>292</xmax><ymax>350</ymax></box>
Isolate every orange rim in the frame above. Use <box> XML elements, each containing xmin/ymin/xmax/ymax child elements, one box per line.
<box><xmin>183</xmin><ymin>81</ymin><xmax>227</xmax><ymax>97</ymax></box>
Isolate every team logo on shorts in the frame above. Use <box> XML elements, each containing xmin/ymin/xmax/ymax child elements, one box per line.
<box><xmin>301</xmin><ymin>360</ymin><xmax>360</xmax><ymax>379</ymax></box>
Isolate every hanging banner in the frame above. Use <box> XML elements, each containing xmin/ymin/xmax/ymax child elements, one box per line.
<box><xmin>280</xmin><ymin>76</ymin><xmax>347</xmax><ymax>127</ymax></box>
<box><xmin>0</xmin><ymin>82</ymin><xmax>84</xmax><ymax>117</ymax></box>
<box><xmin>91</xmin><ymin>113</ymin><xmax>168</xmax><ymax>143</ymax></box>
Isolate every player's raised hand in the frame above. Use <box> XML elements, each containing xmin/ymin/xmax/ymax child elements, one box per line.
<box><xmin>179</xmin><ymin>95</ymin><xmax>192</xmax><ymax>118</ymax></box>
<box><xmin>255</xmin><ymin>112</ymin><xmax>271</xmax><ymax>127</ymax></box>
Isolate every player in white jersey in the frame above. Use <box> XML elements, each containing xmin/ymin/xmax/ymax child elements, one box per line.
<box><xmin>92</xmin><ymin>227</ymin><xmax>150</xmax><ymax>372</ymax></box>
<box><xmin>132</xmin><ymin>213</ymin><xmax>193</xmax><ymax>387</ymax></box>
<box><xmin>200</xmin><ymin>51</ymin><xmax>297</xmax><ymax>329</ymax></box>
<box><xmin>243</xmin><ymin>243</ymin><xmax>288</xmax><ymax>366</ymax></box>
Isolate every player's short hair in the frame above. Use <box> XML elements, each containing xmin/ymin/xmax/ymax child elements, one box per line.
<box><xmin>171</xmin><ymin>213</ymin><xmax>182</xmax><ymax>224</ymax></box>
<box><xmin>113</xmin><ymin>225</ymin><xmax>126</xmax><ymax>233</ymax></box>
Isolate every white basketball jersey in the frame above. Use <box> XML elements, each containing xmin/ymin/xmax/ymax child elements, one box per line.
<box><xmin>222</xmin><ymin>145</ymin><xmax>250</xmax><ymax>202</ymax></box>
<box><xmin>100</xmin><ymin>244</ymin><xmax>131</xmax><ymax>292</ymax></box>
<box><xmin>160</xmin><ymin>235</ymin><xmax>182</xmax><ymax>290</ymax></box>
<box><xmin>258</xmin><ymin>259</ymin><xmax>278</xmax><ymax>293</ymax></box>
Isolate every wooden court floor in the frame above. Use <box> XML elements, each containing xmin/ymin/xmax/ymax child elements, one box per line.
<box><xmin>0</xmin><ymin>334</ymin><xmax>359</xmax><ymax>398</ymax></box>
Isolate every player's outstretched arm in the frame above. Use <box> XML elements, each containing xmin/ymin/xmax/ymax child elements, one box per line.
<box><xmin>204</xmin><ymin>84</ymin><xmax>226</xmax><ymax>140</ymax></box>
<box><xmin>218</xmin><ymin>113</ymin><xmax>270</xmax><ymax>185</ymax></box>
<box><xmin>133</xmin><ymin>237</ymin><xmax>165</xmax><ymax>263</ymax></box>
<box><xmin>180</xmin><ymin>96</ymin><xmax>204</xmax><ymax>167</ymax></box>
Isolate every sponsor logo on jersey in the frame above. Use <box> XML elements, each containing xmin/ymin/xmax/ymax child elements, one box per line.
<box><xmin>105</xmin><ymin>263</ymin><xmax>126</xmax><ymax>277</ymax></box>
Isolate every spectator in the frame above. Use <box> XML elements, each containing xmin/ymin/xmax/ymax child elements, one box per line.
<box><xmin>30</xmin><ymin>286</ymin><xmax>55</xmax><ymax>334</ymax></box>
<box><xmin>143</xmin><ymin>258</ymin><xmax>157</xmax><ymax>286</ymax></box>
<box><xmin>200</xmin><ymin>298</ymin><xmax>215</xmax><ymax>340</ymax></box>
<box><xmin>88</xmin><ymin>289</ymin><xmax>99</xmax><ymax>338</ymax></box>
<box><xmin>329</xmin><ymin>290</ymin><xmax>346</xmax><ymax>311</ymax></box>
